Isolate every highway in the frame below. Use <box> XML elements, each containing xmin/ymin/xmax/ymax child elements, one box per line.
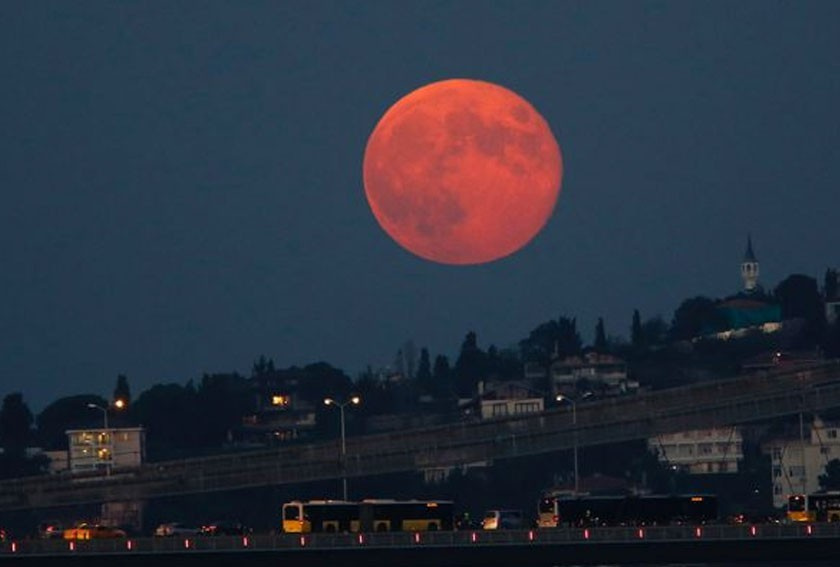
<box><xmin>2</xmin><ymin>523</ymin><xmax>840</xmax><ymax>566</ymax></box>
<box><xmin>1</xmin><ymin>361</ymin><xmax>839</xmax><ymax>511</ymax></box>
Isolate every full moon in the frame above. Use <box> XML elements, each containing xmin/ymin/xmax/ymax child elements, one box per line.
<box><xmin>363</xmin><ymin>79</ymin><xmax>563</xmax><ymax>265</ymax></box>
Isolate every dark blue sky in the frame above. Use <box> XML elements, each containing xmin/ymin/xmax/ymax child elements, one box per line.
<box><xmin>2</xmin><ymin>2</ymin><xmax>838</xmax><ymax>411</ymax></box>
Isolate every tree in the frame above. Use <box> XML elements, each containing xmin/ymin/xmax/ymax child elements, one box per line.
<box><xmin>36</xmin><ymin>394</ymin><xmax>109</xmax><ymax>450</ymax></box>
<box><xmin>0</xmin><ymin>393</ymin><xmax>47</xmax><ymax>479</ymax></box>
<box><xmin>251</xmin><ymin>355</ymin><xmax>276</xmax><ymax>379</ymax></box>
<box><xmin>297</xmin><ymin>362</ymin><xmax>354</xmax><ymax>404</ymax></box>
<box><xmin>641</xmin><ymin>316</ymin><xmax>669</xmax><ymax>346</ymax></box>
<box><xmin>416</xmin><ymin>348</ymin><xmax>433</xmax><ymax>395</ymax></box>
<box><xmin>485</xmin><ymin>346</ymin><xmax>522</xmax><ymax>381</ymax></box>
<box><xmin>113</xmin><ymin>374</ymin><xmax>131</xmax><ymax>406</ymax></box>
<box><xmin>825</xmin><ymin>268</ymin><xmax>839</xmax><ymax>301</ymax></box>
<box><xmin>454</xmin><ymin>332</ymin><xmax>486</xmax><ymax>397</ymax></box>
<box><xmin>820</xmin><ymin>459</ymin><xmax>840</xmax><ymax>491</ymax></box>
<box><xmin>631</xmin><ymin>310</ymin><xmax>643</xmax><ymax>348</ymax></box>
<box><xmin>432</xmin><ymin>355</ymin><xmax>452</xmax><ymax>399</ymax></box>
<box><xmin>775</xmin><ymin>274</ymin><xmax>825</xmax><ymax>344</ymax></box>
<box><xmin>825</xmin><ymin>320</ymin><xmax>840</xmax><ymax>358</ymax></box>
<box><xmin>395</xmin><ymin>340</ymin><xmax>417</xmax><ymax>380</ymax></box>
<box><xmin>594</xmin><ymin>318</ymin><xmax>607</xmax><ymax>352</ymax></box>
<box><xmin>520</xmin><ymin>316</ymin><xmax>582</xmax><ymax>366</ymax></box>
<box><xmin>0</xmin><ymin>393</ymin><xmax>34</xmax><ymax>456</ymax></box>
<box><xmin>131</xmin><ymin>384</ymin><xmax>199</xmax><ymax>458</ymax></box>
<box><xmin>670</xmin><ymin>296</ymin><xmax>725</xmax><ymax>341</ymax></box>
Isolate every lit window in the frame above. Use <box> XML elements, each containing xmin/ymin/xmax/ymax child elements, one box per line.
<box><xmin>272</xmin><ymin>395</ymin><xmax>290</xmax><ymax>407</ymax></box>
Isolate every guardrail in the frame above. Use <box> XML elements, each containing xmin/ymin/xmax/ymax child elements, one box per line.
<box><xmin>2</xmin><ymin>523</ymin><xmax>839</xmax><ymax>556</ymax></box>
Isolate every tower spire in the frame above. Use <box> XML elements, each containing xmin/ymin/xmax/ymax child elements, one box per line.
<box><xmin>741</xmin><ymin>235</ymin><xmax>759</xmax><ymax>292</ymax></box>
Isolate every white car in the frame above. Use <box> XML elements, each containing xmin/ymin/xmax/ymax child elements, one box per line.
<box><xmin>154</xmin><ymin>522</ymin><xmax>201</xmax><ymax>537</ymax></box>
<box><xmin>482</xmin><ymin>509</ymin><xmax>524</xmax><ymax>530</ymax></box>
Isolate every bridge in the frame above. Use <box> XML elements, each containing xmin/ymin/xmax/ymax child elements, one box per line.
<box><xmin>2</xmin><ymin>523</ymin><xmax>840</xmax><ymax>566</ymax></box>
<box><xmin>1</xmin><ymin>361</ymin><xmax>839</xmax><ymax>511</ymax></box>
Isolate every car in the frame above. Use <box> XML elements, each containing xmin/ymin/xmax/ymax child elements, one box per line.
<box><xmin>38</xmin><ymin>521</ymin><xmax>64</xmax><ymax>539</ymax></box>
<box><xmin>63</xmin><ymin>523</ymin><xmax>126</xmax><ymax>540</ymax></box>
<box><xmin>199</xmin><ymin>521</ymin><xmax>249</xmax><ymax>536</ymax></box>
<box><xmin>154</xmin><ymin>522</ymin><xmax>201</xmax><ymax>537</ymax></box>
<box><xmin>481</xmin><ymin>509</ymin><xmax>524</xmax><ymax>530</ymax></box>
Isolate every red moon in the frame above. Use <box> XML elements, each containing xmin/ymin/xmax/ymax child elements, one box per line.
<box><xmin>363</xmin><ymin>79</ymin><xmax>563</xmax><ymax>265</ymax></box>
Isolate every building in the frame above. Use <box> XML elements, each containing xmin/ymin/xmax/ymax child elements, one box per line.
<box><xmin>66</xmin><ymin>427</ymin><xmax>145</xmax><ymax>473</ymax></box>
<box><xmin>741</xmin><ymin>235</ymin><xmax>760</xmax><ymax>292</ymax></box>
<box><xmin>476</xmin><ymin>380</ymin><xmax>544</xmax><ymax>419</ymax></box>
<box><xmin>762</xmin><ymin>416</ymin><xmax>840</xmax><ymax>509</ymax></box>
<box><xmin>549</xmin><ymin>352</ymin><xmax>636</xmax><ymax>397</ymax></box>
<box><xmin>710</xmin><ymin>237</ymin><xmax>782</xmax><ymax>340</ymax></box>
<box><xmin>648</xmin><ymin>427</ymin><xmax>743</xmax><ymax>474</ymax></box>
<box><xmin>237</xmin><ymin>392</ymin><xmax>318</xmax><ymax>445</ymax></box>
<box><xmin>44</xmin><ymin>449</ymin><xmax>69</xmax><ymax>474</ymax></box>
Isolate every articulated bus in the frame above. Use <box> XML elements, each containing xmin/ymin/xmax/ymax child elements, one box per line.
<box><xmin>787</xmin><ymin>492</ymin><xmax>840</xmax><ymax>523</ymax></box>
<box><xmin>282</xmin><ymin>499</ymin><xmax>454</xmax><ymax>533</ymax></box>
<box><xmin>538</xmin><ymin>493</ymin><xmax>718</xmax><ymax>527</ymax></box>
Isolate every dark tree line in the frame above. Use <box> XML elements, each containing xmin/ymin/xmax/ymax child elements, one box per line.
<box><xmin>2</xmin><ymin>267</ymin><xmax>838</xmax><ymax>477</ymax></box>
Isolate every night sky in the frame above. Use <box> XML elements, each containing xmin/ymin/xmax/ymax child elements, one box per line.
<box><xmin>2</xmin><ymin>2</ymin><xmax>838</xmax><ymax>411</ymax></box>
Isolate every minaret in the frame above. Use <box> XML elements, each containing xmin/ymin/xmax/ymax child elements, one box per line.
<box><xmin>741</xmin><ymin>235</ymin><xmax>759</xmax><ymax>292</ymax></box>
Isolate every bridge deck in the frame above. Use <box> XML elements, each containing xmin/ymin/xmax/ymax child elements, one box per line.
<box><xmin>2</xmin><ymin>361</ymin><xmax>839</xmax><ymax>510</ymax></box>
<box><xmin>2</xmin><ymin>524</ymin><xmax>839</xmax><ymax>566</ymax></box>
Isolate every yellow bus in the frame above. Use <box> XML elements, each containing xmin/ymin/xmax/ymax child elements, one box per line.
<box><xmin>787</xmin><ymin>492</ymin><xmax>840</xmax><ymax>523</ymax></box>
<box><xmin>282</xmin><ymin>499</ymin><xmax>454</xmax><ymax>533</ymax></box>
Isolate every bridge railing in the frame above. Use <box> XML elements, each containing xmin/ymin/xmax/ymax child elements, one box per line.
<box><xmin>4</xmin><ymin>523</ymin><xmax>840</xmax><ymax>556</ymax></box>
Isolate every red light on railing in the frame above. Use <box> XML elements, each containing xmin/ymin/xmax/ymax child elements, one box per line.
<box><xmin>69</xmin><ymin>541</ymin><xmax>75</xmax><ymax>551</ymax></box>
<box><xmin>126</xmin><ymin>540</ymin><xmax>133</xmax><ymax>550</ymax></box>
<box><xmin>583</xmin><ymin>528</ymin><xmax>590</xmax><ymax>540</ymax></box>
<box><xmin>242</xmin><ymin>536</ymin><xmax>249</xmax><ymax>547</ymax></box>
<box><xmin>358</xmin><ymin>533</ymin><xmax>365</xmax><ymax>544</ymax></box>
<box><xmin>300</xmin><ymin>536</ymin><xmax>307</xmax><ymax>547</ymax></box>
<box><xmin>806</xmin><ymin>525</ymin><xmax>813</xmax><ymax>535</ymax></box>
<box><xmin>184</xmin><ymin>538</ymin><xmax>191</xmax><ymax>549</ymax></box>
<box><xmin>528</xmin><ymin>530</ymin><xmax>535</xmax><ymax>542</ymax></box>
<box><xmin>414</xmin><ymin>532</ymin><xmax>421</xmax><ymax>543</ymax></box>
<box><xmin>471</xmin><ymin>532</ymin><xmax>478</xmax><ymax>543</ymax></box>
<box><xmin>695</xmin><ymin>527</ymin><xmax>702</xmax><ymax>538</ymax></box>
<box><xmin>638</xmin><ymin>528</ymin><xmax>645</xmax><ymax>539</ymax></box>
<box><xmin>750</xmin><ymin>526</ymin><xmax>757</xmax><ymax>536</ymax></box>
<box><xmin>10</xmin><ymin>542</ymin><xmax>17</xmax><ymax>553</ymax></box>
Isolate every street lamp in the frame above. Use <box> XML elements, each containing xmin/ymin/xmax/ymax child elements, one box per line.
<box><xmin>324</xmin><ymin>395</ymin><xmax>361</xmax><ymax>500</ymax></box>
<box><xmin>556</xmin><ymin>393</ymin><xmax>591</xmax><ymax>494</ymax></box>
<box><xmin>87</xmin><ymin>403</ymin><xmax>111</xmax><ymax>476</ymax></box>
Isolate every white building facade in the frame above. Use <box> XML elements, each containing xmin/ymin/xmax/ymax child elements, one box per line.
<box><xmin>649</xmin><ymin>427</ymin><xmax>743</xmax><ymax>474</ymax></box>
<box><xmin>66</xmin><ymin>427</ymin><xmax>145</xmax><ymax>473</ymax></box>
<box><xmin>763</xmin><ymin>417</ymin><xmax>840</xmax><ymax>509</ymax></box>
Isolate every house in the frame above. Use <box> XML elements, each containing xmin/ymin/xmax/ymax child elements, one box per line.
<box><xmin>649</xmin><ymin>427</ymin><xmax>743</xmax><ymax>475</ymax></box>
<box><xmin>65</xmin><ymin>427</ymin><xmax>145</xmax><ymax>473</ymax></box>
<box><xmin>762</xmin><ymin>416</ymin><xmax>840</xmax><ymax>509</ymax></box>
<box><xmin>549</xmin><ymin>352</ymin><xmax>636</xmax><ymax>397</ymax></box>
<box><xmin>475</xmin><ymin>380</ymin><xmax>545</xmax><ymax>420</ymax></box>
<box><xmin>237</xmin><ymin>392</ymin><xmax>318</xmax><ymax>445</ymax></box>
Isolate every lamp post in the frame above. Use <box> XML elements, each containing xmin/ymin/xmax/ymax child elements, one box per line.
<box><xmin>87</xmin><ymin>403</ymin><xmax>111</xmax><ymax>477</ymax></box>
<box><xmin>555</xmin><ymin>392</ymin><xmax>592</xmax><ymax>494</ymax></box>
<box><xmin>324</xmin><ymin>395</ymin><xmax>361</xmax><ymax>500</ymax></box>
